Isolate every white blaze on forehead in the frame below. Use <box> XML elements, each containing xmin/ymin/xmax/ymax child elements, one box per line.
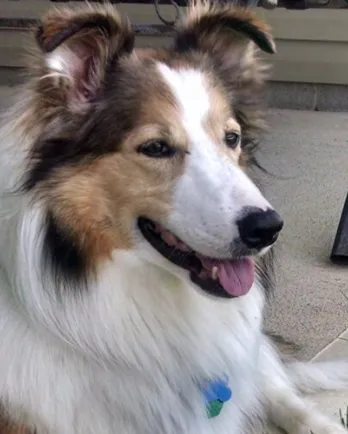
<box><xmin>157</xmin><ymin>63</ymin><xmax>210</xmax><ymax>132</ymax></box>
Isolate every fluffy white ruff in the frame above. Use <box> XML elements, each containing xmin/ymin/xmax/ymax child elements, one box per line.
<box><xmin>0</xmin><ymin>205</ymin><xmax>346</xmax><ymax>433</ymax></box>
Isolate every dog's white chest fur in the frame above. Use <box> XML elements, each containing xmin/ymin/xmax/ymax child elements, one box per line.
<box><xmin>0</xmin><ymin>246</ymin><xmax>265</xmax><ymax>434</ymax></box>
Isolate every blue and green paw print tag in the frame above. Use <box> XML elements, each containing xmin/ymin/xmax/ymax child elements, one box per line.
<box><xmin>201</xmin><ymin>377</ymin><xmax>232</xmax><ymax>418</ymax></box>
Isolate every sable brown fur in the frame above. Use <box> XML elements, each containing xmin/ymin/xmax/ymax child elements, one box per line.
<box><xmin>0</xmin><ymin>406</ymin><xmax>31</xmax><ymax>434</ymax></box>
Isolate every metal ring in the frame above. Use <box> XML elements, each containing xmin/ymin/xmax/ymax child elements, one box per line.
<box><xmin>154</xmin><ymin>0</ymin><xmax>180</xmax><ymax>26</ymax></box>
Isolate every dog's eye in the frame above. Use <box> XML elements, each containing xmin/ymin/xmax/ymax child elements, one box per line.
<box><xmin>138</xmin><ymin>140</ymin><xmax>176</xmax><ymax>158</ymax></box>
<box><xmin>225</xmin><ymin>132</ymin><xmax>241</xmax><ymax>149</ymax></box>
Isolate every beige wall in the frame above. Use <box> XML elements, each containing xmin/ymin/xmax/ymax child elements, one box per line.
<box><xmin>260</xmin><ymin>8</ymin><xmax>348</xmax><ymax>85</ymax></box>
<box><xmin>1</xmin><ymin>2</ymin><xmax>348</xmax><ymax>85</ymax></box>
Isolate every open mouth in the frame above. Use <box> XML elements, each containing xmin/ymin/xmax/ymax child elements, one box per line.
<box><xmin>138</xmin><ymin>217</ymin><xmax>255</xmax><ymax>299</ymax></box>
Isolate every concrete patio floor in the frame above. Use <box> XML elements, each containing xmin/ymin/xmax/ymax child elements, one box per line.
<box><xmin>256</xmin><ymin>109</ymin><xmax>348</xmax><ymax>432</ymax></box>
<box><xmin>256</xmin><ymin>109</ymin><xmax>348</xmax><ymax>360</ymax></box>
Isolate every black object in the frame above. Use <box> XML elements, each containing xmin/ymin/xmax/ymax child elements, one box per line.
<box><xmin>331</xmin><ymin>193</ymin><xmax>348</xmax><ymax>265</ymax></box>
<box><xmin>238</xmin><ymin>209</ymin><xmax>284</xmax><ymax>249</ymax></box>
<box><xmin>278</xmin><ymin>0</ymin><xmax>309</xmax><ymax>8</ymax></box>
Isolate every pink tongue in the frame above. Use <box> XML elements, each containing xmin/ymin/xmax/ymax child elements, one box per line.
<box><xmin>201</xmin><ymin>257</ymin><xmax>255</xmax><ymax>297</ymax></box>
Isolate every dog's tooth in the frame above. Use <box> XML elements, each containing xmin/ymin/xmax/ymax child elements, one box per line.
<box><xmin>178</xmin><ymin>242</ymin><xmax>190</xmax><ymax>252</ymax></box>
<box><xmin>211</xmin><ymin>266</ymin><xmax>218</xmax><ymax>280</ymax></box>
<box><xmin>162</xmin><ymin>232</ymin><xmax>177</xmax><ymax>246</ymax></box>
<box><xmin>154</xmin><ymin>224</ymin><xmax>162</xmax><ymax>233</ymax></box>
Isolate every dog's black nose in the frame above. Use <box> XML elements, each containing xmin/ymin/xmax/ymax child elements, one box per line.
<box><xmin>238</xmin><ymin>208</ymin><xmax>283</xmax><ymax>249</ymax></box>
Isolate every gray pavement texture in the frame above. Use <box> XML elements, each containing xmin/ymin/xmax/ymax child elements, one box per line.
<box><xmin>257</xmin><ymin>110</ymin><xmax>348</xmax><ymax>360</ymax></box>
<box><xmin>0</xmin><ymin>86</ymin><xmax>347</xmax><ymax>360</ymax></box>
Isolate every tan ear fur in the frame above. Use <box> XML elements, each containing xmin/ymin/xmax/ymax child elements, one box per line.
<box><xmin>175</xmin><ymin>0</ymin><xmax>275</xmax><ymax>55</ymax></box>
<box><xmin>34</xmin><ymin>4</ymin><xmax>134</xmax><ymax>112</ymax></box>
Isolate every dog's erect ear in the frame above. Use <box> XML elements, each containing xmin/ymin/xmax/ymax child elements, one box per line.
<box><xmin>174</xmin><ymin>1</ymin><xmax>275</xmax><ymax>64</ymax></box>
<box><xmin>35</xmin><ymin>5</ymin><xmax>134</xmax><ymax>111</ymax></box>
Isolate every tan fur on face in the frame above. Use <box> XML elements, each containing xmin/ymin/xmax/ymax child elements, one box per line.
<box><xmin>0</xmin><ymin>425</ymin><xmax>29</xmax><ymax>434</ymax></box>
<box><xmin>200</xmin><ymin>75</ymin><xmax>242</xmax><ymax>161</ymax></box>
<box><xmin>202</xmin><ymin>76</ymin><xmax>231</xmax><ymax>145</ymax></box>
<box><xmin>0</xmin><ymin>407</ymin><xmax>31</xmax><ymax>434</ymax></box>
<box><xmin>46</xmin><ymin>130</ymin><xmax>186</xmax><ymax>269</ymax></box>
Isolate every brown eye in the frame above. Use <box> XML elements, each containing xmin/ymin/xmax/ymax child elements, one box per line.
<box><xmin>137</xmin><ymin>140</ymin><xmax>176</xmax><ymax>158</ymax></box>
<box><xmin>225</xmin><ymin>132</ymin><xmax>241</xmax><ymax>149</ymax></box>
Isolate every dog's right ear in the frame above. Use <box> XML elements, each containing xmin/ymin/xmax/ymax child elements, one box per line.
<box><xmin>35</xmin><ymin>5</ymin><xmax>134</xmax><ymax>112</ymax></box>
<box><xmin>174</xmin><ymin>1</ymin><xmax>275</xmax><ymax>70</ymax></box>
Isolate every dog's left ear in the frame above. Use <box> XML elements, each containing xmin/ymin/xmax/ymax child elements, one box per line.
<box><xmin>174</xmin><ymin>1</ymin><xmax>275</xmax><ymax>67</ymax></box>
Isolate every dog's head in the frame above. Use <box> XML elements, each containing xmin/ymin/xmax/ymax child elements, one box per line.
<box><xmin>24</xmin><ymin>1</ymin><xmax>282</xmax><ymax>299</ymax></box>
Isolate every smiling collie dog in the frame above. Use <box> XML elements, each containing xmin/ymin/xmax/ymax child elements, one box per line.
<box><xmin>0</xmin><ymin>1</ymin><xmax>347</xmax><ymax>433</ymax></box>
